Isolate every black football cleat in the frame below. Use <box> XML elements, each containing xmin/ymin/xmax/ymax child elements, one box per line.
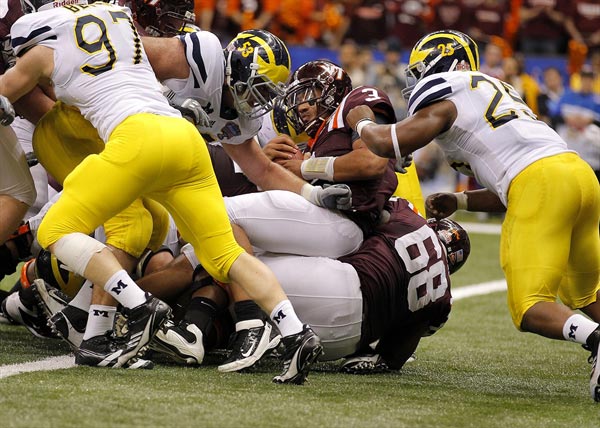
<box><xmin>272</xmin><ymin>325</ymin><xmax>322</xmax><ymax>385</ymax></box>
<box><xmin>115</xmin><ymin>294</ymin><xmax>171</xmax><ymax>367</ymax></box>
<box><xmin>218</xmin><ymin>319</ymin><xmax>281</xmax><ymax>372</ymax></box>
<box><xmin>76</xmin><ymin>331</ymin><xmax>153</xmax><ymax>369</ymax></box>
<box><xmin>586</xmin><ymin>327</ymin><xmax>600</xmax><ymax>402</ymax></box>
<box><xmin>149</xmin><ymin>319</ymin><xmax>205</xmax><ymax>365</ymax></box>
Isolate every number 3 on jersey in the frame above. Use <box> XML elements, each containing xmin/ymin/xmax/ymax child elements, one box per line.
<box><xmin>75</xmin><ymin>10</ymin><xmax>142</xmax><ymax>77</ymax></box>
<box><xmin>394</xmin><ymin>225</ymin><xmax>449</xmax><ymax>312</ymax></box>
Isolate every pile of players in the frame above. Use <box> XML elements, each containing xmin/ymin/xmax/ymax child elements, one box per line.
<box><xmin>0</xmin><ymin>0</ymin><xmax>598</xmax><ymax>403</ymax></box>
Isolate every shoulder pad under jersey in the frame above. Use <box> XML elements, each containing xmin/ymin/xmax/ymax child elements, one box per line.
<box><xmin>407</xmin><ymin>71</ymin><xmax>467</xmax><ymax>116</ymax></box>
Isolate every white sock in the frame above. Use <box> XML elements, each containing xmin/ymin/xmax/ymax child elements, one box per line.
<box><xmin>562</xmin><ymin>314</ymin><xmax>599</xmax><ymax>345</ymax></box>
<box><xmin>83</xmin><ymin>304</ymin><xmax>116</xmax><ymax>340</ymax></box>
<box><xmin>104</xmin><ymin>269</ymin><xmax>147</xmax><ymax>309</ymax></box>
<box><xmin>69</xmin><ymin>280</ymin><xmax>93</xmax><ymax>312</ymax></box>
<box><xmin>270</xmin><ymin>299</ymin><xmax>303</xmax><ymax>337</ymax></box>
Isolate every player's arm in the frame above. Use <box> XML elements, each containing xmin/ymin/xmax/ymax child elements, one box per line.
<box><xmin>13</xmin><ymin>85</ymin><xmax>55</xmax><ymax>124</ymax></box>
<box><xmin>426</xmin><ymin>188</ymin><xmax>507</xmax><ymax>220</ymax></box>
<box><xmin>142</xmin><ymin>36</ymin><xmax>189</xmax><ymax>81</ymax></box>
<box><xmin>0</xmin><ymin>46</ymin><xmax>53</xmax><ymax>104</ymax></box>
<box><xmin>224</xmin><ymin>138</ymin><xmax>352</xmax><ymax>210</ymax></box>
<box><xmin>223</xmin><ymin>138</ymin><xmax>307</xmax><ymax>194</ymax></box>
<box><xmin>346</xmin><ymin>100</ymin><xmax>457</xmax><ymax>159</ymax></box>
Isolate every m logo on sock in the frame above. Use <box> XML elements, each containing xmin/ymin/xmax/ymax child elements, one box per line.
<box><xmin>93</xmin><ymin>309</ymin><xmax>109</xmax><ymax>318</ymax></box>
<box><xmin>111</xmin><ymin>279</ymin><xmax>128</xmax><ymax>295</ymax></box>
<box><xmin>273</xmin><ymin>310</ymin><xmax>286</xmax><ymax>324</ymax></box>
<box><xmin>569</xmin><ymin>323</ymin><xmax>578</xmax><ymax>340</ymax></box>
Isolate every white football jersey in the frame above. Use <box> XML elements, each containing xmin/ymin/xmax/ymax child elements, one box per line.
<box><xmin>162</xmin><ymin>31</ymin><xmax>261</xmax><ymax>146</ymax></box>
<box><xmin>11</xmin><ymin>3</ymin><xmax>179</xmax><ymax>141</ymax></box>
<box><xmin>408</xmin><ymin>71</ymin><xmax>572</xmax><ymax>205</ymax></box>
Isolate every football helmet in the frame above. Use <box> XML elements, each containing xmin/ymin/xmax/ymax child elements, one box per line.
<box><xmin>224</xmin><ymin>30</ymin><xmax>291</xmax><ymax>120</ymax></box>
<box><xmin>35</xmin><ymin>250</ymin><xmax>85</xmax><ymax>299</ymax></box>
<box><xmin>270</xmin><ymin>96</ymin><xmax>309</xmax><ymax>144</ymax></box>
<box><xmin>144</xmin><ymin>11</ymin><xmax>199</xmax><ymax>37</ymax></box>
<box><xmin>20</xmin><ymin>0</ymin><xmax>87</xmax><ymax>13</ymax></box>
<box><xmin>283</xmin><ymin>60</ymin><xmax>352</xmax><ymax>137</ymax></box>
<box><xmin>403</xmin><ymin>30</ymin><xmax>479</xmax><ymax>99</ymax></box>
<box><xmin>427</xmin><ymin>218</ymin><xmax>470</xmax><ymax>274</ymax></box>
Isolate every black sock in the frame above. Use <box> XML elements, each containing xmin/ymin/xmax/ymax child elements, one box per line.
<box><xmin>233</xmin><ymin>299</ymin><xmax>264</xmax><ymax>323</ymax></box>
<box><xmin>185</xmin><ymin>297</ymin><xmax>219</xmax><ymax>336</ymax></box>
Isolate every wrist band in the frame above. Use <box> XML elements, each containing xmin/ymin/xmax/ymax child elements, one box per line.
<box><xmin>391</xmin><ymin>124</ymin><xmax>402</xmax><ymax>160</ymax></box>
<box><xmin>454</xmin><ymin>192</ymin><xmax>468</xmax><ymax>210</ymax></box>
<box><xmin>355</xmin><ymin>118</ymin><xmax>375</xmax><ymax>138</ymax></box>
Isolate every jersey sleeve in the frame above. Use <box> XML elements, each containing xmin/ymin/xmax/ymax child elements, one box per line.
<box><xmin>178</xmin><ymin>30</ymin><xmax>223</xmax><ymax>90</ymax></box>
<box><xmin>339</xmin><ymin>86</ymin><xmax>396</xmax><ymax>128</ymax></box>
<box><xmin>407</xmin><ymin>73</ymin><xmax>457</xmax><ymax>116</ymax></box>
<box><xmin>11</xmin><ymin>12</ymin><xmax>58</xmax><ymax>56</ymax></box>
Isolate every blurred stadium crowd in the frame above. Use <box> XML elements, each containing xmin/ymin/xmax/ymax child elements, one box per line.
<box><xmin>143</xmin><ymin>0</ymin><xmax>600</xmax><ymax>195</ymax></box>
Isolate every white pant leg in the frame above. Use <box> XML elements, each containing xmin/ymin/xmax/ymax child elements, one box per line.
<box><xmin>225</xmin><ymin>190</ymin><xmax>363</xmax><ymax>258</ymax></box>
<box><xmin>13</xmin><ymin>117</ymin><xmax>48</xmax><ymax>219</ymax></box>
<box><xmin>0</xmin><ymin>125</ymin><xmax>36</xmax><ymax>206</ymax></box>
<box><xmin>259</xmin><ymin>253</ymin><xmax>363</xmax><ymax>361</ymax></box>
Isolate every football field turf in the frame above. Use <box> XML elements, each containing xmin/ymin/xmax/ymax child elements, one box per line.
<box><xmin>1</xmin><ymin>225</ymin><xmax>598</xmax><ymax>427</ymax></box>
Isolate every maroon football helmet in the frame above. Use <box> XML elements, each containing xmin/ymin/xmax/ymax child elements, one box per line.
<box><xmin>283</xmin><ymin>60</ymin><xmax>352</xmax><ymax>137</ymax></box>
<box><xmin>427</xmin><ymin>218</ymin><xmax>471</xmax><ymax>274</ymax></box>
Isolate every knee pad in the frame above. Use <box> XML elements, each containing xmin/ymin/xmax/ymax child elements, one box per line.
<box><xmin>51</xmin><ymin>232</ymin><xmax>106</xmax><ymax>277</ymax></box>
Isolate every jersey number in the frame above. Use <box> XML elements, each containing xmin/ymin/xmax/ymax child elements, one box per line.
<box><xmin>394</xmin><ymin>225</ymin><xmax>449</xmax><ymax>312</ymax></box>
<box><xmin>75</xmin><ymin>11</ymin><xmax>142</xmax><ymax>76</ymax></box>
<box><xmin>470</xmin><ymin>74</ymin><xmax>534</xmax><ymax>129</ymax></box>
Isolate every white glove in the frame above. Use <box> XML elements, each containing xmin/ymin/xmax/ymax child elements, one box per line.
<box><xmin>164</xmin><ymin>89</ymin><xmax>211</xmax><ymax>127</ymax></box>
<box><xmin>0</xmin><ymin>95</ymin><xmax>15</xmax><ymax>126</ymax></box>
<box><xmin>394</xmin><ymin>153</ymin><xmax>413</xmax><ymax>174</ymax></box>
<box><xmin>301</xmin><ymin>183</ymin><xmax>352</xmax><ymax>210</ymax></box>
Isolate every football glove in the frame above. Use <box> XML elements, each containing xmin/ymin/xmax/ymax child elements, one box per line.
<box><xmin>394</xmin><ymin>153</ymin><xmax>413</xmax><ymax>174</ymax></box>
<box><xmin>301</xmin><ymin>183</ymin><xmax>352</xmax><ymax>210</ymax></box>
<box><xmin>163</xmin><ymin>89</ymin><xmax>211</xmax><ymax>128</ymax></box>
<box><xmin>0</xmin><ymin>95</ymin><xmax>15</xmax><ymax>126</ymax></box>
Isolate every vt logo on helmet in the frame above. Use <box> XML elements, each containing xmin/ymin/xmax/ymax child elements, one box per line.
<box><xmin>224</xmin><ymin>30</ymin><xmax>291</xmax><ymax>120</ymax></box>
<box><xmin>427</xmin><ymin>218</ymin><xmax>471</xmax><ymax>274</ymax></box>
<box><xmin>403</xmin><ymin>30</ymin><xmax>480</xmax><ymax>100</ymax></box>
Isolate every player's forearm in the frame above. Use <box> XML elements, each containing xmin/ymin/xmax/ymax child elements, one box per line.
<box><xmin>463</xmin><ymin>189</ymin><xmax>506</xmax><ymax>212</ymax></box>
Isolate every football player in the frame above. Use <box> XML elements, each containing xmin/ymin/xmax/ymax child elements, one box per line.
<box><xmin>0</xmin><ymin>3</ymin><xmax>324</xmax><ymax>382</ymax></box>
<box><xmin>345</xmin><ymin>29</ymin><xmax>600</xmax><ymax>401</ymax></box>
<box><xmin>140</xmin><ymin>31</ymin><xmax>352</xmax><ymax>377</ymax></box>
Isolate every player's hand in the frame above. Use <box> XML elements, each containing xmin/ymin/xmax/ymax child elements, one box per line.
<box><xmin>164</xmin><ymin>89</ymin><xmax>210</xmax><ymax>127</ymax></box>
<box><xmin>425</xmin><ymin>192</ymin><xmax>458</xmax><ymax>219</ymax></box>
<box><xmin>395</xmin><ymin>153</ymin><xmax>413</xmax><ymax>174</ymax></box>
<box><xmin>302</xmin><ymin>183</ymin><xmax>352</xmax><ymax>210</ymax></box>
<box><xmin>263</xmin><ymin>135</ymin><xmax>302</xmax><ymax>161</ymax></box>
<box><xmin>0</xmin><ymin>95</ymin><xmax>15</xmax><ymax>126</ymax></box>
<box><xmin>346</xmin><ymin>105</ymin><xmax>375</xmax><ymax>130</ymax></box>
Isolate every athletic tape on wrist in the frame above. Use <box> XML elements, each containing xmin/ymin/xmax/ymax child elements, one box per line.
<box><xmin>300</xmin><ymin>156</ymin><xmax>336</xmax><ymax>181</ymax></box>
<box><xmin>454</xmin><ymin>192</ymin><xmax>468</xmax><ymax>210</ymax></box>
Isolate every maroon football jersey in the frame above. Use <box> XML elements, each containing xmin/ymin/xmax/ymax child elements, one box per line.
<box><xmin>0</xmin><ymin>0</ymin><xmax>25</xmax><ymax>73</ymax></box>
<box><xmin>207</xmin><ymin>144</ymin><xmax>258</xmax><ymax>197</ymax></box>
<box><xmin>309</xmin><ymin>86</ymin><xmax>398</xmax><ymax>236</ymax></box>
<box><xmin>340</xmin><ymin>198</ymin><xmax>452</xmax><ymax>363</ymax></box>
